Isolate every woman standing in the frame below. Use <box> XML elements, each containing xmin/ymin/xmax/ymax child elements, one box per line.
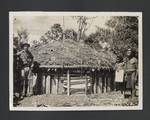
<box><xmin>124</xmin><ymin>48</ymin><xmax>138</xmax><ymax>98</ymax></box>
<box><xmin>114</xmin><ymin>56</ymin><xmax>124</xmax><ymax>93</ymax></box>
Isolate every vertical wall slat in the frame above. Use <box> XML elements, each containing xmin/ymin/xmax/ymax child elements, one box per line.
<box><xmin>46</xmin><ymin>75</ymin><xmax>51</xmax><ymax>94</ymax></box>
<box><xmin>67</xmin><ymin>69</ymin><xmax>70</xmax><ymax>96</ymax></box>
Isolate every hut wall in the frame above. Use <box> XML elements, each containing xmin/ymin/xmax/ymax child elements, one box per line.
<box><xmin>31</xmin><ymin>66</ymin><xmax>115</xmax><ymax>95</ymax></box>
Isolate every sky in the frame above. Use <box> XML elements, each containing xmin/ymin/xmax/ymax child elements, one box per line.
<box><xmin>13</xmin><ymin>16</ymin><xmax>111</xmax><ymax>44</ymax></box>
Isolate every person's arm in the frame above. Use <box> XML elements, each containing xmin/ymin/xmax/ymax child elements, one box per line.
<box><xmin>29</xmin><ymin>52</ymin><xmax>34</xmax><ymax>62</ymax></box>
<box><xmin>16</xmin><ymin>50</ymin><xmax>24</xmax><ymax>55</ymax></box>
<box><xmin>28</xmin><ymin>51</ymin><xmax>34</xmax><ymax>67</ymax></box>
<box><xmin>135</xmin><ymin>58</ymin><xmax>138</xmax><ymax>70</ymax></box>
<box><xmin>20</xmin><ymin>53</ymin><xmax>28</xmax><ymax>65</ymax></box>
<box><xmin>115</xmin><ymin>63</ymin><xmax>123</xmax><ymax>71</ymax></box>
<box><xmin>114</xmin><ymin>64</ymin><xmax>117</xmax><ymax>70</ymax></box>
<box><xmin>135</xmin><ymin>58</ymin><xmax>138</xmax><ymax>82</ymax></box>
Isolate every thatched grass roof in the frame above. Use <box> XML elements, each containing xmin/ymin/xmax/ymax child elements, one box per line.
<box><xmin>30</xmin><ymin>39</ymin><xmax>116</xmax><ymax>68</ymax></box>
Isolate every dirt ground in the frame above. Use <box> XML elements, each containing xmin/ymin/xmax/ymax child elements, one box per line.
<box><xmin>15</xmin><ymin>91</ymin><xmax>138</xmax><ymax>107</ymax></box>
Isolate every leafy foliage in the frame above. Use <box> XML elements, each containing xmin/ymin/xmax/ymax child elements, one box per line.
<box><xmin>40</xmin><ymin>24</ymin><xmax>63</xmax><ymax>44</ymax></box>
<box><xmin>32</xmin><ymin>40</ymin><xmax>40</xmax><ymax>47</ymax></box>
<box><xmin>73</xmin><ymin>16</ymin><xmax>96</xmax><ymax>41</ymax></box>
<box><xmin>73</xmin><ymin>16</ymin><xmax>88</xmax><ymax>41</ymax></box>
<box><xmin>30</xmin><ymin>16</ymin><xmax>138</xmax><ymax>67</ymax></box>
<box><xmin>51</xmin><ymin>24</ymin><xmax>63</xmax><ymax>40</ymax></box>
<box><xmin>105</xmin><ymin>16</ymin><xmax>138</xmax><ymax>58</ymax></box>
<box><xmin>17</xmin><ymin>27</ymin><xmax>29</xmax><ymax>43</ymax></box>
<box><xmin>85</xmin><ymin>27</ymin><xmax>114</xmax><ymax>52</ymax></box>
<box><xmin>64</xmin><ymin>29</ymin><xmax>77</xmax><ymax>41</ymax></box>
<box><xmin>14</xmin><ymin>27</ymin><xmax>30</xmax><ymax>50</ymax></box>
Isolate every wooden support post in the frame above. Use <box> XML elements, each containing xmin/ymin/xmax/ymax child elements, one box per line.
<box><xmin>42</xmin><ymin>74</ymin><xmax>46</xmax><ymax>94</ymax></box>
<box><xmin>46</xmin><ymin>75</ymin><xmax>51</xmax><ymax>94</ymax></box>
<box><xmin>56</xmin><ymin>73</ymin><xmax>59</xmax><ymax>94</ymax></box>
<box><xmin>67</xmin><ymin>69</ymin><xmax>70</xmax><ymax>96</ymax></box>
<box><xmin>85</xmin><ymin>74</ymin><xmax>88</xmax><ymax>94</ymax></box>
<box><xmin>95</xmin><ymin>71</ymin><xmax>98</xmax><ymax>94</ymax></box>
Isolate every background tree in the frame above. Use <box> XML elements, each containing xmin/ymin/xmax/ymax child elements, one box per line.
<box><xmin>40</xmin><ymin>24</ymin><xmax>63</xmax><ymax>44</ymax></box>
<box><xmin>73</xmin><ymin>16</ymin><xmax>96</xmax><ymax>41</ymax></box>
<box><xmin>105</xmin><ymin>16</ymin><xmax>138</xmax><ymax>58</ymax></box>
<box><xmin>16</xmin><ymin>27</ymin><xmax>30</xmax><ymax>50</ymax></box>
<box><xmin>85</xmin><ymin>27</ymin><xmax>114</xmax><ymax>52</ymax></box>
<box><xmin>64</xmin><ymin>29</ymin><xmax>77</xmax><ymax>40</ymax></box>
<box><xmin>51</xmin><ymin>24</ymin><xmax>63</xmax><ymax>41</ymax></box>
<box><xmin>40</xmin><ymin>35</ymin><xmax>48</xmax><ymax>44</ymax></box>
<box><xmin>17</xmin><ymin>27</ymin><xmax>29</xmax><ymax>44</ymax></box>
<box><xmin>32</xmin><ymin>40</ymin><xmax>40</xmax><ymax>47</ymax></box>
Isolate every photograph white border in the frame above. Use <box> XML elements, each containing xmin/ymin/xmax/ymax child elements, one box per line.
<box><xmin>9</xmin><ymin>12</ymin><xmax>143</xmax><ymax>111</ymax></box>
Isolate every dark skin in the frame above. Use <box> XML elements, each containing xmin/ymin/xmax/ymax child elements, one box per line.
<box><xmin>15</xmin><ymin>45</ymin><xmax>29</xmax><ymax>56</ymax></box>
<box><xmin>123</xmin><ymin>49</ymin><xmax>133</xmax><ymax>65</ymax></box>
<box><xmin>124</xmin><ymin>49</ymin><xmax>137</xmax><ymax>97</ymax></box>
<box><xmin>22</xmin><ymin>45</ymin><xmax>33</xmax><ymax>65</ymax></box>
<box><xmin>23</xmin><ymin>45</ymin><xmax>29</xmax><ymax>52</ymax></box>
<box><xmin>126</xmin><ymin>49</ymin><xmax>132</xmax><ymax>58</ymax></box>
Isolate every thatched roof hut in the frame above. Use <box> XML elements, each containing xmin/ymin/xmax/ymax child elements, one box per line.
<box><xmin>30</xmin><ymin>39</ymin><xmax>116</xmax><ymax>69</ymax></box>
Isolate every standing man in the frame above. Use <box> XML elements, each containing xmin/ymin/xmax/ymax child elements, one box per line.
<box><xmin>13</xmin><ymin>37</ymin><xmax>19</xmax><ymax>95</ymax></box>
<box><xmin>20</xmin><ymin>43</ymin><xmax>34</xmax><ymax>98</ymax></box>
<box><xmin>13</xmin><ymin>37</ymin><xmax>23</xmax><ymax>97</ymax></box>
<box><xmin>124</xmin><ymin>48</ymin><xmax>138</xmax><ymax>97</ymax></box>
<box><xmin>13</xmin><ymin>37</ymin><xmax>26</xmax><ymax>95</ymax></box>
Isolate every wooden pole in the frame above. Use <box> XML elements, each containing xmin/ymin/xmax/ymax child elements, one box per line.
<box><xmin>67</xmin><ymin>69</ymin><xmax>70</xmax><ymax>96</ymax></box>
<box><xmin>85</xmin><ymin>74</ymin><xmax>88</xmax><ymax>94</ymax></box>
<box><xmin>46</xmin><ymin>75</ymin><xmax>51</xmax><ymax>94</ymax></box>
<box><xmin>42</xmin><ymin>74</ymin><xmax>46</xmax><ymax>94</ymax></box>
<box><xmin>62</xmin><ymin>16</ymin><xmax>65</xmax><ymax>40</ymax></box>
<box><xmin>56</xmin><ymin>74</ymin><xmax>59</xmax><ymax>94</ymax></box>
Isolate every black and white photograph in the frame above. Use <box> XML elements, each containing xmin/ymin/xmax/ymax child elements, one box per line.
<box><xmin>9</xmin><ymin>12</ymin><xmax>142</xmax><ymax>111</ymax></box>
